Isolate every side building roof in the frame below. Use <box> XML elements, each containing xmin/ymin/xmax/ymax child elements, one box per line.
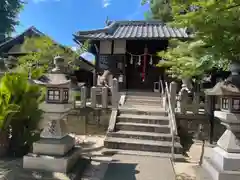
<box><xmin>0</xmin><ymin>26</ymin><xmax>95</xmax><ymax>72</ymax></box>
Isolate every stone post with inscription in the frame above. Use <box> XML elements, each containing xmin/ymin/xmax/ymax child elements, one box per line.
<box><xmin>23</xmin><ymin>56</ymin><xmax>79</xmax><ymax>174</ymax></box>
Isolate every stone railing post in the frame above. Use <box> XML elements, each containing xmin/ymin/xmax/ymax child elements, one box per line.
<box><xmin>91</xmin><ymin>86</ymin><xmax>97</xmax><ymax>108</ymax></box>
<box><xmin>111</xmin><ymin>78</ymin><xmax>119</xmax><ymax>109</ymax></box>
<box><xmin>192</xmin><ymin>92</ymin><xmax>200</xmax><ymax>114</ymax></box>
<box><xmin>169</xmin><ymin>81</ymin><xmax>177</xmax><ymax>113</ymax></box>
<box><xmin>179</xmin><ymin>89</ymin><xmax>188</xmax><ymax>114</ymax></box>
<box><xmin>102</xmin><ymin>87</ymin><xmax>108</xmax><ymax>108</ymax></box>
<box><xmin>80</xmin><ymin>86</ymin><xmax>87</xmax><ymax>108</ymax></box>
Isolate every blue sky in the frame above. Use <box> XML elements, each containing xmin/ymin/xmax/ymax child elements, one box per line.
<box><xmin>16</xmin><ymin>0</ymin><xmax>148</xmax><ymax>46</ymax></box>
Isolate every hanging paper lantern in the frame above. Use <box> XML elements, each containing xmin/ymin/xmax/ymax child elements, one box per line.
<box><xmin>149</xmin><ymin>55</ymin><xmax>153</xmax><ymax>65</ymax></box>
<box><xmin>137</xmin><ymin>55</ymin><xmax>141</xmax><ymax>66</ymax></box>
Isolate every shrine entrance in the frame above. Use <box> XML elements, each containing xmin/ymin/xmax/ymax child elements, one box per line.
<box><xmin>125</xmin><ymin>40</ymin><xmax>168</xmax><ymax>91</ymax></box>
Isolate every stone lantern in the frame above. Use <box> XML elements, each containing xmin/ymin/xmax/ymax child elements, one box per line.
<box><xmin>202</xmin><ymin>62</ymin><xmax>240</xmax><ymax>180</ymax></box>
<box><xmin>23</xmin><ymin>56</ymin><xmax>80</xmax><ymax>174</ymax></box>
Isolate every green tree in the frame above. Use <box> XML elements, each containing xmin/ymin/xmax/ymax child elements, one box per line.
<box><xmin>75</xmin><ymin>40</ymin><xmax>90</xmax><ymax>55</ymax></box>
<box><xmin>170</xmin><ymin>1</ymin><xmax>240</xmax><ymax>62</ymax></box>
<box><xmin>158</xmin><ymin>39</ymin><xmax>229</xmax><ymax>80</ymax></box>
<box><xmin>141</xmin><ymin>0</ymin><xmax>173</xmax><ymax>22</ymax></box>
<box><xmin>151</xmin><ymin>1</ymin><xmax>239</xmax><ymax>79</ymax></box>
<box><xmin>0</xmin><ymin>0</ymin><xmax>24</xmax><ymax>37</ymax></box>
<box><xmin>17</xmin><ymin>36</ymin><xmax>78</xmax><ymax>78</ymax></box>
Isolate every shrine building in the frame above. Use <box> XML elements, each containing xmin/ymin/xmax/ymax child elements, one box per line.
<box><xmin>73</xmin><ymin>20</ymin><xmax>191</xmax><ymax>91</ymax></box>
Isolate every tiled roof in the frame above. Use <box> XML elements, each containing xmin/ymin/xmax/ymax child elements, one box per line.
<box><xmin>74</xmin><ymin>21</ymin><xmax>191</xmax><ymax>40</ymax></box>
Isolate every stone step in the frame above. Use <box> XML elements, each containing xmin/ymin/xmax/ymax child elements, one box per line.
<box><xmin>116</xmin><ymin>122</ymin><xmax>170</xmax><ymax>133</ymax></box>
<box><xmin>107</xmin><ymin>130</ymin><xmax>179</xmax><ymax>142</ymax></box>
<box><xmin>125</xmin><ymin>101</ymin><xmax>163</xmax><ymax>106</ymax></box>
<box><xmin>117</xmin><ymin>114</ymin><xmax>169</xmax><ymax>125</ymax></box>
<box><xmin>126</xmin><ymin>97</ymin><xmax>162</xmax><ymax>103</ymax></box>
<box><xmin>119</xmin><ymin>105</ymin><xmax>166</xmax><ymax>116</ymax></box>
<box><xmin>104</xmin><ymin>137</ymin><xmax>182</xmax><ymax>154</ymax></box>
<box><xmin>126</xmin><ymin>92</ymin><xmax>162</xmax><ymax>97</ymax></box>
<box><xmin>101</xmin><ymin>148</ymin><xmax>185</xmax><ymax>161</ymax></box>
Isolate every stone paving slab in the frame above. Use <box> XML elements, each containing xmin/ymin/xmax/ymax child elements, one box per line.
<box><xmin>103</xmin><ymin>154</ymin><xmax>175</xmax><ymax>180</ymax></box>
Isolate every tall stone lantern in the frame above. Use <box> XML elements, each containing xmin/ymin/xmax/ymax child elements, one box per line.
<box><xmin>23</xmin><ymin>56</ymin><xmax>79</xmax><ymax>173</ymax></box>
<box><xmin>203</xmin><ymin>62</ymin><xmax>240</xmax><ymax>180</ymax></box>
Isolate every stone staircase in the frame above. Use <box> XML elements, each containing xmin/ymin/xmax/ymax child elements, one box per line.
<box><xmin>103</xmin><ymin>92</ymin><xmax>183</xmax><ymax>159</ymax></box>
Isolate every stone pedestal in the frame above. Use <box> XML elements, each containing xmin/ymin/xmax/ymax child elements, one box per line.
<box><xmin>23</xmin><ymin>118</ymin><xmax>80</xmax><ymax>173</ymax></box>
<box><xmin>202</xmin><ymin>111</ymin><xmax>240</xmax><ymax>180</ymax></box>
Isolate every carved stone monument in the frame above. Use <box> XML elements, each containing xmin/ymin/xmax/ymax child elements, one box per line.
<box><xmin>23</xmin><ymin>56</ymin><xmax>79</xmax><ymax>173</ymax></box>
<box><xmin>202</xmin><ymin>62</ymin><xmax>240</xmax><ymax>180</ymax></box>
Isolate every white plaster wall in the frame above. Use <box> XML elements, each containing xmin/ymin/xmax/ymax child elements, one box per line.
<box><xmin>113</xmin><ymin>40</ymin><xmax>126</xmax><ymax>54</ymax></box>
<box><xmin>100</xmin><ymin>40</ymin><xmax>112</xmax><ymax>54</ymax></box>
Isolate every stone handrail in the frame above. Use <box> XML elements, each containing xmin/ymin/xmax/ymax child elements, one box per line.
<box><xmin>165</xmin><ymin>82</ymin><xmax>178</xmax><ymax>161</ymax></box>
<box><xmin>108</xmin><ymin>93</ymin><xmax>126</xmax><ymax>132</ymax></box>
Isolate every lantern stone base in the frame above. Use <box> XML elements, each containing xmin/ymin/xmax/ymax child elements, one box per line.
<box><xmin>203</xmin><ymin>156</ymin><xmax>240</xmax><ymax>180</ymax></box>
<box><xmin>23</xmin><ymin>135</ymin><xmax>80</xmax><ymax>173</ymax></box>
<box><xmin>202</xmin><ymin>145</ymin><xmax>240</xmax><ymax>180</ymax></box>
<box><xmin>23</xmin><ymin>147</ymin><xmax>80</xmax><ymax>173</ymax></box>
<box><xmin>33</xmin><ymin>135</ymin><xmax>75</xmax><ymax>156</ymax></box>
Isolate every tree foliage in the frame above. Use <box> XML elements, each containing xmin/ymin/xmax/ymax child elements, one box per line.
<box><xmin>141</xmin><ymin>0</ymin><xmax>172</xmax><ymax>22</ymax></box>
<box><xmin>170</xmin><ymin>0</ymin><xmax>240</xmax><ymax>62</ymax></box>
<box><xmin>144</xmin><ymin>0</ymin><xmax>240</xmax><ymax>79</ymax></box>
<box><xmin>0</xmin><ymin>0</ymin><xmax>24</xmax><ymax>36</ymax></box>
<box><xmin>75</xmin><ymin>40</ymin><xmax>90</xmax><ymax>56</ymax></box>
<box><xmin>17</xmin><ymin>36</ymin><xmax>78</xmax><ymax>78</ymax></box>
<box><xmin>158</xmin><ymin>39</ymin><xmax>229</xmax><ymax>79</ymax></box>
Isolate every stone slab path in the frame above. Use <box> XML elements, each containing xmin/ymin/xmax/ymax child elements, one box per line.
<box><xmin>103</xmin><ymin>154</ymin><xmax>175</xmax><ymax>180</ymax></box>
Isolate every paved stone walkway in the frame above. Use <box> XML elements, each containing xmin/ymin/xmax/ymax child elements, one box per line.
<box><xmin>0</xmin><ymin>135</ymin><xmax>216</xmax><ymax>180</ymax></box>
<box><xmin>103</xmin><ymin>154</ymin><xmax>175</xmax><ymax>180</ymax></box>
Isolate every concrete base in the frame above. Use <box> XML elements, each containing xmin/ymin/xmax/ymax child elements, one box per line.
<box><xmin>203</xmin><ymin>157</ymin><xmax>240</xmax><ymax>180</ymax></box>
<box><xmin>33</xmin><ymin>135</ymin><xmax>75</xmax><ymax>156</ymax></box>
<box><xmin>212</xmin><ymin>147</ymin><xmax>240</xmax><ymax>171</ymax></box>
<box><xmin>23</xmin><ymin>147</ymin><xmax>80</xmax><ymax>173</ymax></box>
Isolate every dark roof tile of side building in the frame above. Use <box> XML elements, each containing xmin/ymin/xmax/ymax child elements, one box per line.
<box><xmin>74</xmin><ymin>20</ymin><xmax>192</xmax><ymax>40</ymax></box>
<box><xmin>0</xmin><ymin>26</ymin><xmax>45</xmax><ymax>51</ymax></box>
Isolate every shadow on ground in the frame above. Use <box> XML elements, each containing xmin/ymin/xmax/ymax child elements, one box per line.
<box><xmin>103</xmin><ymin>162</ymin><xmax>138</xmax><ymax>180</ymax></box>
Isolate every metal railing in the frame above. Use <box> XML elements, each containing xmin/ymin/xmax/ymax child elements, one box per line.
<box><xmin>165</xmin><ymin>82</ymin><xmax>178</xmax><ymax>162</ymax></box>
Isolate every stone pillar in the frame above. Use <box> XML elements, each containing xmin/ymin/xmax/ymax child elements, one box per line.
<box><xmin>91</xmin><ymin>86</ymin><xmax>97</xmax><ymax>108</ymax></box>
<box><xmin>111</xmin><ymin>78</ymin><xmax>119</xmax><ymax>109</ymax></box>
<box><xmin>202</xmin><ymin>111</ymin><xmax>240</xmax><ymax>180</ymax></box>
<box><xmin>102</xmin><ymin>86</ymin><xmax>108</xmax><ymax>108</ymax></box>
<box><xmin>81</xmin><ymin>86</ymin><xmax>87</xmax><ymax>108</ymax></box>
<box><xmin>169</xmin><ymin>81</ymin><xmax>177</xmax><ymax>113</ymax></box>
<box><xmin>179</xmin><ymin>88</ymin><xmax>188</xmax><ymax>114</ymax></box>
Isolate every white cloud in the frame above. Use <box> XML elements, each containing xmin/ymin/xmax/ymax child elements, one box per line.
<box><xmin>102</xmin><ymin>0</ymin><xmax>111</xmax><ymax>8</ymax></box>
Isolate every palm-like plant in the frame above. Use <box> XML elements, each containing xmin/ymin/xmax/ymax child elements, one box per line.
<box><xmin>0</xmin><ymin>73</ymin><xmax>44</xmax><ymax>156</ymax></box>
